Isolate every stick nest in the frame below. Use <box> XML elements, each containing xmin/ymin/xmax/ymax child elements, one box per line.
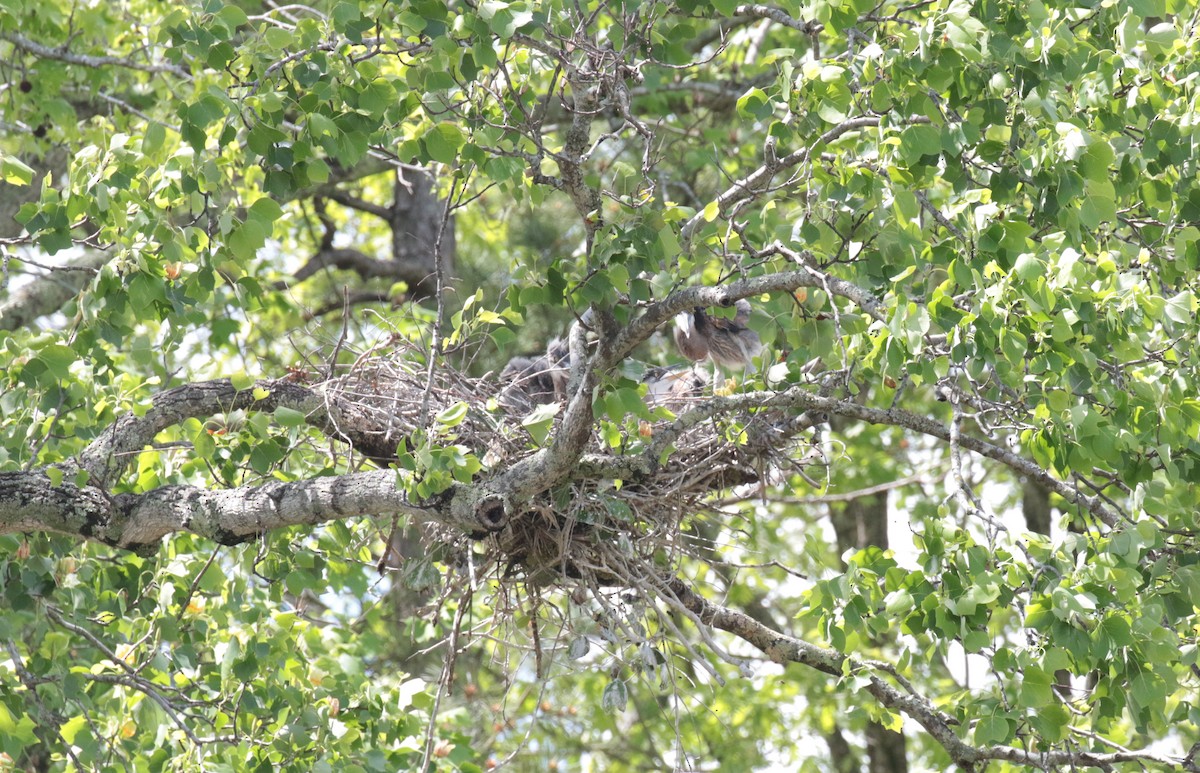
<box><xmin>316</xmin><ymin>339</ymin><xmax>812</xmax><ymax>588</ymax></box>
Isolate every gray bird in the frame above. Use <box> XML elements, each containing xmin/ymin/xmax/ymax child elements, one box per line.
<box><xmin>673</xmin><ymin>299</ymin><xmax>761</xmax><ymax>370</ymax></box>
<box><xmin>498</xmin><ymin>338</ymin><xmax>571</xmax><ymax>412</ymax></box>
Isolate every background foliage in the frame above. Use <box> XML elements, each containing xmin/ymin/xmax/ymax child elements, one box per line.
<box><xmin>2</xmin><ymin>0</ymin><xmax>1199</xmax><ymax>770</ymax></box>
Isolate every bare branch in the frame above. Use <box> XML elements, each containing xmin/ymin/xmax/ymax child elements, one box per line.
<box><xmin>732</xmin><ymin>4</ymin><xmax>822</xmax><ymax>34</ymax></box>
<box><xmin>661</xmin><ymin>387</ymin><xmax>1121</xmax><ymax>526</ymax></box>
<box><xmin>2</xmin><ymin>31</ymin><xmax>193</xmax><ymax>79</ymax></box>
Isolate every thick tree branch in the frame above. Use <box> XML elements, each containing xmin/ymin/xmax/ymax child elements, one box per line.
<box><xmin>559</xmin><ymin>78</ymin><xmax>604</xmax><ymax>233</ymax></box>
<box><xmin>31</xmin><ymin>301</ymin><xmax>1116</xmax><ymax>556</ymax></box>
<box><xmin>77</xmin><ymin>379</ymin><xmax>328</xmax><ymax>488</ymax></box>
<box><xmin>289</xmin><ymin>247</ymin><xmax>434</xmax><ymax>286</ymax></box>
<box><xmin>0</xmin><ymin>468</ymin><xmax>434</xmax><ymax>551</ymax></box>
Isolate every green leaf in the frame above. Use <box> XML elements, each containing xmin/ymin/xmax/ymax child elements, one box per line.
<box><xmin>520</xmin><ymin>402</ymin><xmax>560</xmax><ymax>445</ymax></box>
<box><xmin>142</xmin><ymin>122</ymin><xmax>167</xmax><ymax>154</ymax></box>
<box><xmin>1078</xmin><ymin>140</ymin><xmax>1114</xmax><ymax>182</ymax></box>
<box><xmin>215</xmin><ymin>4</ymin><xmax>248</xmax><ymax>31</ymax></box>
<box><xmin>1013</xmin><ymin>253</ymin><xmax>1043</xmax><ymax>281</ymax></box>
<box><xmin>37</xmin><ymin>344</ymin><xmax>77</xmax><ymax>379</ymax></box>
<box><xmin>424</xmin><ymin>122</ymin><xmax>464</xmax><ymax>164</ymax></box>
<box><xmin>227</xmin><ymin>220</ymin><xmax>267</xmax><ymax>261</ymax></box>
<box><xmin>248</xmin><ymin>197</ymin><xmax>284</xmax><ymax>225</ymax></box>
<box><xmin>1165</xmin><ymin>290</ymin><xmax>1195</xmax><ymax>324</ymax></box>
<box><xmin>900</xmin><ymin>124</ymin><xmax>942</xmax><ymax>163</ymax></box>
<box><xmin>332</xmin><ymin>1</ymin><xmax>361</xmax><ymax>28</ymax></box>
<box><xmin>601</xmin><ymin>678</ymin><xmax>628</xmax><ymax>712</ymax></box>
<box><xmin>192</xmin><ymin>421</ymin><xmax>215</xmax><ymax>458</ymax></box>
<box><xmin>436</xmin><ymin>402</ymin><xmax>469</xmax><ymax>429</ymax></box>
<box><xmin>973</xmin><ymin>713</ymin><xmax>1011</xmax><ymax>745</ymax></box>
<box><xmin>273</xmin><ymin>406</ymin><xmax>306</xmax><ymax>427</ymax></box>
<box><xmin>1144</xmin><ymin>21</ymin><xmax>1179</xmax><ymax>52</ymax></box>
<box><xmin>60</xmin><ymin>715</ymin><xmax>88</xmax><ymax>744</ymax></box>
<box><xmin>0</xmin><ymin>702</ymin><xmax>39</xmax><ymax>745</ymax></box>
<box><xmin>0</xmin><ymin>154</ymin><xmax>35</xmax><ymax>185</ymax></box>
<box><xmin>736</xmin><ymin>87</ymin><xmax>772</xmax><ymax>120</ymax></box>
<box><xmin>1021</xmin><ymin>667</ymin><xmax>1054</xmax><ymax>708</ymax></box>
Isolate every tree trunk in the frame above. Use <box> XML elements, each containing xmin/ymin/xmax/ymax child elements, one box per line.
<box><xmin>866</xmin><ymin>722</ymin><xmax>907</xmax><ymax>773</ymax></box>
<box><xmin>1023</xmin><ymin>480</ymin><xmax>1077</xmax><ymax>700</ymax></box>
<box><xmin>830</xmin><ymin>492</ymin><xmax>909</xmax><ymax>773</ymax></box>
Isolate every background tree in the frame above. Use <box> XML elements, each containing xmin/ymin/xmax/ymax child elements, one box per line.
<box><xmin>2</xmin><ymin>0</ymin><xmax>1199</xmax><ymax>771</ymax></box>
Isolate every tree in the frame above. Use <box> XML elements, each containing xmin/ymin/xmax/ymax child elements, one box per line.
<box><xmin>2</xmin><ymin>0</ymin><xmax>1199</xmax><ymax>769</ymax></box>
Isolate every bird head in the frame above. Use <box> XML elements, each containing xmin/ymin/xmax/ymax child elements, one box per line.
<box><xmin>673</xmin><ymin>308</ymin><xmax>710</xmax><ymax>362</ymax></box>
<box><xmin>674</xmin><ymin>309</ymin><xmax>696</xmax><ymax>337</ymax></box>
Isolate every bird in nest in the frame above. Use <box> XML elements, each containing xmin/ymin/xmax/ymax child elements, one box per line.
<box><xmin>642</xmin><ymin>363</ymin><xmax>710</xmax><ymax>408</ymax></box>
<box><xmin>673</xmin><ymin>298</ymin><xmax>762</xmax><ymax>371</ymax></box>
<box><xmin>497</xmin><ymin>337</ymin><xmax>571</xmax><ymax>413</ymax></box>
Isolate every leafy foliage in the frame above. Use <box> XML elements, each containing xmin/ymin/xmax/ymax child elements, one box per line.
<box><xmin>2</xmin><ymin>0</ymin><xmax>1200</xmax><ymax>770</ymax></box>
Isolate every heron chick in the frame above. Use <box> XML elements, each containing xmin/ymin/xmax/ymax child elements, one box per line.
<box><xmin>643</xmin><ymin>363</ymin><xmax>710</xmax><ymax>407</ymax></box>
<box><xmin>498</xmin><ymin>338</ymin><xmax>571</xmax><ymax>413</ymax></box>
<box><xmin>673</xmin><ymin>299</ymin><xmax>761</xmax><ymax>370</ymax></box>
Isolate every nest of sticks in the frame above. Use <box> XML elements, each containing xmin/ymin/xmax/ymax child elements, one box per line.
<box><xmin>312</xmin><ymin>337</ymin><xmax>813</xmax><ymax>589</ymax></box>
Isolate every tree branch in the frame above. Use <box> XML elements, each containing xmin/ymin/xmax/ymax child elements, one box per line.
<box><xmin>76</xmin><ymin>379</ymin><xmax>329</xmax><ymax>488</ymax></box>
<box><xmin>2</xmin><ymin>31</ymin><xmax>193</xmax><ymax>79</ymax></box>
<box><xmin>0</xmin><ymin>467</ymin><xmax>437</xmax><ymax>550</ymax></box>
<box><xmin>680</xmin><ymin>115</ymin><xmax>930</xmax><ymax>247</ymax></box>
<box><xmin>0</xmin><ymin>251</ymin><xmax>111</xmax><ymax>331</ymax></box>
<box><xmin>667</xmin><ymin>577</ymin><xmax>1195</xmax><ymax>772</ymax></box>
<box><xmin>288</xmin><ymin>246</ymin><xmax>434</xmax><ymax>287</ymax></box>
<box><xmin>322</xmin><ymin>190</ymin><xmax>393</xmax><ymax>221</ymax></box>
<box><xmin>580</xmin><ymin>383</ymin><xmax>1119</xmax><ymax>527</ymax></box>
<box><xmin>732</xmin><ymin>4</ymin><xmax>823</xmax><ymax>34</ymax></box>
<box><xmin>683</xmin><ymin>388</ymin><xmax>1119</xmax><ymax>526</ymax></box>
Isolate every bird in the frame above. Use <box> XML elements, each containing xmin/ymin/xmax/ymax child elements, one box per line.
<box><xmin>497</xmin><ymin>338</ymin><xmax>571</xmax><ymax>413</ymax></box>
<box><xmin>642</xmin><ymin>363</ymin><xmax>709</xmax><ymax>408</ymax></box>
<box><xmin>673</xmin><ymin>299</ymin><xmax>761</xmax><ymax>370</ymax></box>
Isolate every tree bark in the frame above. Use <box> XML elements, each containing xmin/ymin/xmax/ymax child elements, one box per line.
<box><xmin>866</xmin><ymin>722</ymin><xmax>907</xmax><ymax>773</ymax></box>
<box><xmin>1022</xmin><ymin>478</ymin><xmax>1052</xmax><ymax>536</ymax></box>
<box><xmin>826</xmin><ymin>725</ymin><xmax>860</xmax><ymax>773</ymax></box>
